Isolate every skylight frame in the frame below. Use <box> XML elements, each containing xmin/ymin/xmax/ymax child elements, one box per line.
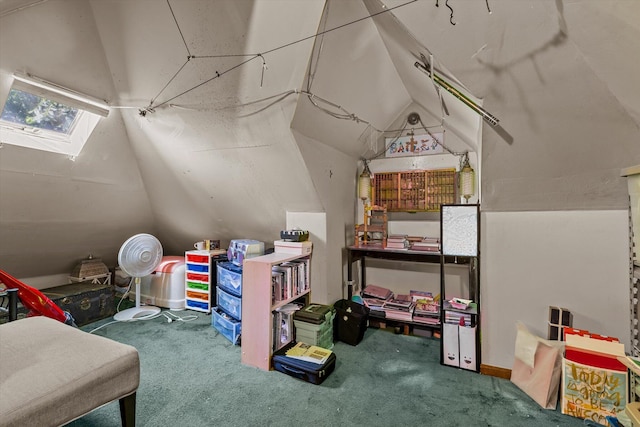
<box><xmin>0</xmin><ymin>72</ymin><xmax>109</xmax><ymax>156</ymax></box>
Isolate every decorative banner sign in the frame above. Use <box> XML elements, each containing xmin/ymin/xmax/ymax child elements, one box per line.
<box><xmin>385</xmin><ymin>133</ymin><xmax>444</xmax><ymax>158</ymax></box>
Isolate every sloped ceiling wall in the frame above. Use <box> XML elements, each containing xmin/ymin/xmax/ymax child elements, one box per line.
<box><xmin>90</xmin><ymin>0</ymin><xmax>328</xmax><ymax>254</ymax></box>
<box><xmin>0</xmin><ymin>0</ymin><xmax>156</xmax><ymax>278</ymax></box>
<box><xmin>1</xmin><ymin>0</ymin><xmax>639</xmax><ymax>279</ymax></box>
<box><xmin>383</xmin><ymin>0</ymin><xmax>640</xmax><ymax>210</ymax></box>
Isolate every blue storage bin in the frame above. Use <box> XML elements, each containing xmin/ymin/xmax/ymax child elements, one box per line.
<box><xmin>212</xmin><ymin>307</ymin><xmax>241</xmax><ymax>345</ymax></box>
<box><xmin>217</xmin><ymin>286</ymin><xmax>242</xmax><ymax>320</ymax></box>
<box><xmin>217</xmin><ymin>262</ymin><xmax>242</xmax><ymax>296</ymax></box>
<box><xmin>186</xmin><ymin>263</ymin><xmax>209</xmax><ymax>273</ymax></box>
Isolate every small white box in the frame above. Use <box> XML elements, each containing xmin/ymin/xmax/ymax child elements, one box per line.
<box><xmin>443</xmin><ymin>323</ymin><xmax>460</xmax><ymax>367</ymax></box>
<box><xmin>273</xmin><ymin>240</ymin><xmax>313</xmax><ymax>255</ymax></box>
<box><xmin>459</xmin><ymin>325</ymin><xmax>477</xmax><ymax>371</ymax></box>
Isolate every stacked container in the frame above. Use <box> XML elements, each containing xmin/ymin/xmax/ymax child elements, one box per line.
<box><xmin>212</xmin><ymin>261</ymin><xmax>243</xmax><ymax>345</ymax></box>
<box><xmin>293</xmin><ymin>304</ymin><xmax>334</xmax><ymax>349</ymax></box>
<box><xmin>185</xmin><ymin>251</ymin><xmax>217</xmax><ymax>312</ymax></box>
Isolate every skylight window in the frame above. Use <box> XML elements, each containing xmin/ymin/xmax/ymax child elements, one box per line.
<box><xmin>2</xmin><ymin>88</ymin><xmax>80</xmax><ymax>134</ymax></box>
<box><xmin>0</xmin><ymin>72</ymin><xmax>109</xmax><ymax>156</ymax></box>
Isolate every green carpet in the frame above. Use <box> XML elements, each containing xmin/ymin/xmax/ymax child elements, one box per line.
<box><xmin>68</xmin><ymin>312</ymin><xmax>585</xmax><ymax>427</ymax></box>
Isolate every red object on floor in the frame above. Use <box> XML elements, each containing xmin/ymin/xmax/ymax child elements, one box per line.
<box><xmin>0</xmin><ymin>269</ymin><xmax>74</xmax><ymax>325</ymax></box>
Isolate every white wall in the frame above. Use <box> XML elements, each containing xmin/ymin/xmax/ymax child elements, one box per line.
<box><xmin>356</xmin><ymin>209</ymin><xmax>631</xmax><ymax>370</ymax></box>
<box><xmin>482</xmin><ymin>210</ymin><xmax>631</xmax><ymax>369</ymax></box>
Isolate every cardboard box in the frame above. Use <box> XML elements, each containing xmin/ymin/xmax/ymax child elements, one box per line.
<box><xmin>274</xmin><ymin>240</ymin><xmax>313</xmax><ymax>255</ymax></box>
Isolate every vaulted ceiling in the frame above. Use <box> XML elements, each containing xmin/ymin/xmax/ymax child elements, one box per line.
<box><xmin>1</xmin><ymin>0</ymin><xmax>638</xmax><ymax>278</ymax></box>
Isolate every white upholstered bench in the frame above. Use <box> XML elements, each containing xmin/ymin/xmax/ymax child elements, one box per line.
<box><xmin>0</xmin><ymin>316</ymin><xmax>140</xmax><ymax>426</ymax></box>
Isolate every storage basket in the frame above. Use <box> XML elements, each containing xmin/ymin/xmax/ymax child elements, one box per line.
<box><xmin>334</xmin><ymin>299</ymin><xmax>369</xmax><ymax>346</ymax></box>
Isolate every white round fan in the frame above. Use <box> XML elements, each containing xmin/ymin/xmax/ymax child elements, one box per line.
<box><xmin>114</xmin><ymin>233</ymin><xmax>163</xmax><ymax>321</ymax></box>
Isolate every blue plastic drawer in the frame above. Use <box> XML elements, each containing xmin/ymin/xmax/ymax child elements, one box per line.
<box><xmin>187</xmin><ymin>263</ymin><xmax>209</xmax><ymax>273</ymax></box>
<box><xmin>186</xmin><ymin>299</ymin><xmax>209</xmax><ymax>311</ymax></box>
<box><xmin>212</xmin><ymin>307</ymin><xmax>241</xmax><ymax>345</ymax></box>
<box><xmin>217</xmin><ymin>286</ymin><xmax>242</xmax><ymax>320</ymax></box>
<box><xmin>217</xmin><ymin>262</ymin><xmax>242</xmax><ymax>296</ymax></box>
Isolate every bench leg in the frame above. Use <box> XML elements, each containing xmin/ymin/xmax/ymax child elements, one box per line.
<box><xmin>119</xmin><ymin>392</ymin><xmax>136</xmax><ymax>427</ymax></box>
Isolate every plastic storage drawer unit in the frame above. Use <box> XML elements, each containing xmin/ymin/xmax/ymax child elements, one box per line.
<box><xmin>212</xmin><ymin>307</ymin><xmax>241</xmax><ymax>345</ymax></box>
<box><xmin>217</xmin><ymin>262</ymin><xmax>243</xmax><ymax>297</ymax></box>
<box><xmin>217</xmin><ymin>287</ymin><xmax>242</xmax><ymax>320</ymax></box>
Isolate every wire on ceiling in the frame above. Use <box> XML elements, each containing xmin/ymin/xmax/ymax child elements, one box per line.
<box><xmin>144</xmin><ymin>0</ymin><xmax>418</xmax><ymax>112</ymax></box>
<box><xmin>140</xmin><ymin>0</ymin><xmax>481</xmax><ymax>163</ymax></box>
<box><xmin>166</xmin><ymin>0</ymin><xmax>192</xmax><ymax>58</ymax></box>
<box><xmin>445</xmin><ymin>0</ymin><xmax>456</xmax><ymax>25</ymax></box>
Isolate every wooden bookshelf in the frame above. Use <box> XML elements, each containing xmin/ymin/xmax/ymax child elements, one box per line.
<box><xmin>241</xmin><ymin>251</ymin><xmax>311</xmax><ymax>371</ymax></box>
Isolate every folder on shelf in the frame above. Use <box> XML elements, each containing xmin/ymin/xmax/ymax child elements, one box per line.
<box><xmin>443</xmin><ymin>323</ymin><xmax>460</xmax><ymax>367</ymax></box>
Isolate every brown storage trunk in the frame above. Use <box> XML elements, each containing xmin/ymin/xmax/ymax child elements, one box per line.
<box><xmin>40</xmin><ymin>282</ymin><xmax>115</xmax><ymax>327</ymax></box>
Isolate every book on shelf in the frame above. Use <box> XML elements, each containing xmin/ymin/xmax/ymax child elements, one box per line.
<box><xmin>271</xmin><ymin>270</ymin><xmax>285</xmax><ymax>304</ymax></box>
<box><xmin>363</xmin><ymin>284</ymin><xmax>393</xmax><ymax>300</ymax></box>
<box><xmin>445</xmin><ymin>311</ymin><xmax>472</xmax><ymax>326</ymax></box>
<box><xmin>386</xmin><ymin>242</ymin><xmax>409</xmax><ymax>249</ymax></box>
<box><xmin>363</xmin><ymin>297</ymin><xmax>387</xmax><ymax>311</ymax></box>
<box><xmin>385</xmin><ymin>308</ymin><xmax>414</xmax><ymax>322</ymax></box>
<box><xmin>421</xmin><ymin>236</ymin><xmax>440</xmax><ymax>243</ymax></box>
<box><xmin>285</xmin><ymin>342</ymin><xmax>333</xmax><ymax>365</ymax></box>
<box><xmin>447</xmin><ymin>297</ymin><xmax>473</xmax><ymax>310</ymax></box>
<box><xmin>387</xmin><ymin>234</ymin><xmax>408</xmax><ymax>240</ymax></box>
<box><xmin>384</xmin><ymin>294</ymin><xmax>413</xmax><ymax>310</ymax></box>
<box><xmin>412</xmin><ymin>314</ymin><xmax>440</xmax><ymax>325</ymax></box>
<box><xmin>272</xmin><ymin>305</ymin><xmax>298</xmax><ymax>351</ymax></box>
<box><xmin>410</xmin><ymin>243</ymin><xmax>439</xmax><ymax>252</ymax></box>
<box><xmin>272</xmin><ymin>264</ymin><xmax>292</xmax><ymax>300</ymax></box>
<box><xmin>410</xmin><ymin>237</ymin><xmax>440</xmax><ymax>252</ymax></box>
<box><xmin>383</xmin><ymin>294</ymin><xmax>415</xmax><ymax>321</ymax></box>
<box><xmin>386</xmin><ymin>234</ymin><xmax>409</xmax><ymax>249</ymax></box>
<box><xmin>411</xmin><ymin>290</ymin><xmax>439</xmax><ymax>315</ymax></box>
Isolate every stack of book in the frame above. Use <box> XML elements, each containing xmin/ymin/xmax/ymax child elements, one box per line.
<box><xmin>271</xmin><ymin>258</ymin><xmax>311</xmax><ymax>304</ymax></box>
<box><xmin>444</xmin><ymin>310</ymin><xmax>472</xmax><ymax>326</ymax></box>
<box><xmin>383</xmin><ymin>294</ymin><xmax>414</xmax><ymax>322</ymax></box>
<box><xmin>362</xmin><ymin>284</ymin><xmax>393</xmax><ymax>317</ymax></box>
<box><xmin>410</xmin><ymin>236</ymin><xmax>440</xmax><ymax>252</ymax></box>
<box><xmin>386</xmin><ymin>234</ymin><xmax>409</xmax><ymax>250</ymax></box>
<box><xmin>410</xmin><ymin>290</ymin><xmax>440</xmax><ymax>326</ymax></box>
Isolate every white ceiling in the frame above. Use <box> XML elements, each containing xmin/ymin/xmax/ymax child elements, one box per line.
<box><xmin>1</xmin><ymin>0</ymin><xmax>639</xmax><ymax>278</ymax></box>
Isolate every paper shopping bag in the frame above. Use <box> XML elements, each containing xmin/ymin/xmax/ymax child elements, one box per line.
<box><xmin>510</xmin><ymin>322</ymin><xmax>564</xmax><ymax>409</ymax></box>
